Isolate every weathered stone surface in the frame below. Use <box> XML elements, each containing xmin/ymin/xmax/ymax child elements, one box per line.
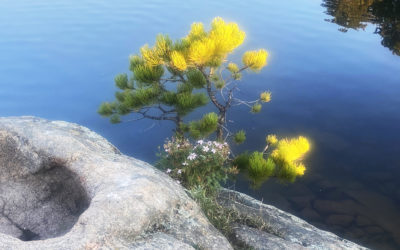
<box><xmin>0</xmin><ymin>117</ymin><xmax>232</xmax><ymax>250</ymax></box>
<box><xmin>233</xmin><ymin>224</ymin><xmax>306</xmax><ymax>250</ymax></box>
<box><xmin>218</xmin><ymin>189</ymin><xmax>368</xmax><ymax>250</ymax></box>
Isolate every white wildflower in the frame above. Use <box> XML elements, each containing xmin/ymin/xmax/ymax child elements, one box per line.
<box><xmin>182</xmin><ymin>161</ymin><xmax>188</xmax><ymax>166</ymax></box>
<box><xmin>203</xmin><ymin>146</ymin><xmax>210</xmax><ymax>152</ymax></box>
<box><xmin>166</xmin><ymin>168</ymin><xmax>171</xmax><ymax>173</ymax></box>
<box><xmin>177</xmin><ymin>169</ymin><xmax>182</xmax><ymax>174</ymax></box>
<box><xmin>187</xmin><ymin>153</ymin><xmax>197</xmax><ymax>160</ymax></box>
<box><xmin>197</xmin><ymin>140</ymin><xmax>204</xmax><ymax>144</ymax></box>
<box><xmin>211</xmin><ymin>148</ymin><xmax>217</xmax><ymax>154</ymax></box>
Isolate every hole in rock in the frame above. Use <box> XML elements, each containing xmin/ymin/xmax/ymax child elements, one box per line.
<box><xmin>0</xmin><ymin>159</ymin><xmax>90</xmax><ymax>241</ymax></box>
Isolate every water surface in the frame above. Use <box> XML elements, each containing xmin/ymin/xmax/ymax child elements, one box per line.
<box><xmin>1</xmin><ymin>0</ymin><xmax>399</xmax><ymax>249</ymax></box>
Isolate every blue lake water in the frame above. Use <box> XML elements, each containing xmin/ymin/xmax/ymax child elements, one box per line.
<box><xmin>1</xmin><ymin>0</ymin><xmax>399</xmax><ymax>249</ymax></box>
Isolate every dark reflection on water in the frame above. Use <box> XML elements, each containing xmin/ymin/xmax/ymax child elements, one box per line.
<box><xmin>322</xmin><ymin>0</ymin><xmax>400</xmax><ymax>55</ymax></box>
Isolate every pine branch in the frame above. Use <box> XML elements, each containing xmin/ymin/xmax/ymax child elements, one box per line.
<box><xmin>161</xmin><ymin>78</ymin><xmax>182</xmax><ymax>83</ymax></box>
<box><xmin>125</xmin><ymin>105</ymin><xmax>178</xmax><ymax>123</ymax></box>
<box><xmin>219</xmin><ymin>66</ymin><xmax>248</xmax><ymax>106</ymax></box>
<box><xmin>138</xmin><ymin>110</ymin><xmax>178</xmax><ymax>122</ymax></box>
<box><xmin>199</xmin><ymin>68</ymin><xmax>225</xmax><ymax>112</ymax></box>
<box><xmin>232</xmin><ymin>98</ymin><xmax>259</xmax><ymax>107</ymax></box>
<box><xmin>225</xmin><ymin>85</ymin><xmax>237</xmax><ymax>109</ymax></box>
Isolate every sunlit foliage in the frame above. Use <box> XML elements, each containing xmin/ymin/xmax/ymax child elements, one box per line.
<box><xmin>271</xmin><ymin>136</ymin><xmax>310</xmax><ymax>164</ymax></box>
<box><xmin>227</xmin><ymin>62</ymin><xmax>239</xmax><ymax>73</ymax></box>
<box><xmin>188</xmin><ymin>38</ymin><xmax>216</xmax><ymax>65</ymax></box>
<box><xmin>99</xmin><ymin>17</ymin><xmax>311</xmax><ymax>190</ymax></box>
<box><xmin>234</xmin><ymin>136</ymin><xmax>311</xmax><ymax>187</ymax></box>
<box><xmin>260</xmin><ymin>91</ymin><xmax>272</xmax><ymax>103</ymax></box>
<box><xmin>170</xmin><ymin>51</ymin><xmax>187</xmax><ymax>71</ymax></box>
<box><xmin>242</xmin><ymin>49</ymin><xmax>268</xmax><ymax>71</ymax></box>
<box><xmin>99</xmin><ymin>17</ymin><xmax>270</xmax><ymax>137</ymax></box>
<box><xmin>209</xmin><ymin>17</ymin><xmax>246</xmax><ymax>57</ymax></box>
<box><xmin>266</xmin><ymin>134</ymin><xmax>278</xmax><ymax>145</ymax></box>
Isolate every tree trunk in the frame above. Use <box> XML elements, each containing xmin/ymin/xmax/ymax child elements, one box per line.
<box><xmin>174</xmin><ymin>116</ymin><xmax>184</xmax><ymax>138</ymax></box>
<box><xmin>216</xmin><ymin>112</ymin><xmax>225</xmax><ymax>141</ymax></box>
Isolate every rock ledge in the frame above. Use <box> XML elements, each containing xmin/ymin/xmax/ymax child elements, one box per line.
<box><xmin>218</xmin><ymin>189</ymin><xmax>368</xmax><ymax>249</ymax></box>
<box><xmin>0</xmin><ymin>117</ymin><xmax>231</xmax><ymax>250</ymax></box>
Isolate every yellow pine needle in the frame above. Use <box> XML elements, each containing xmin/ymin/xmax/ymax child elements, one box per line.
<box><xmin>260</xmin><ymin>91</ymin><xmax>272</xmax><ymax>103</ymax></box>
<box><xmin>271</xmin><ymin>136</ymin><xmax>310</xmax><ymax>163</ymax></box>
<box><xmin>209</xmin><ymin>17</ymin><xmax>246</xmax><ymax>56</ymax></box>
<box><xmin>266</xmin><ymin>134</ymin><xmax>278</xmax><ymax>145</ymax></box>
<box><xmin>170</xmin><ymin>51</ymin><xmax>187</xmax><ymax>71</ymax></box>
<box><xmin>140</xmin><ymin>45</ymin><xmax>163</xmax><ymax>66</ymax></box>
<box><xmin>242</xmin><ymin>49</ymin><xmax>268</xmax><ymax>71</ymax></box>
<box><xmin>295</xmin><ymin>163</ymin><xmax>306</xmax><ymax>176</ymax></box>
<box><xmin>188</xmin><ymin>38</ymin><xmax>216</xmax><ymax>65</ymax></box>
<box><xmin>227</xmin><ymin>63</ymin><xmax>239</xmax><ymax>73</ymax></box>
<box><xmin>186</xmin><ymin>22</ymin><xmax>206</xmax><ymax>41</ymax></box>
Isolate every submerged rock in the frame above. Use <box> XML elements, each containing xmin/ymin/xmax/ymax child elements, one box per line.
<box><xmin>218</xmin><ymin>189</ymin><xmax>368</xmax><ymax>250</ymax></box>
<box><xmin>325</xmin><ymin>214</ymin><xmax>354</xmax><ymax>227</ymax></box>
<box><xmin>0</xmin><ymin>117</ymin><xmax>231</xmax><ymax>250</ymax></box>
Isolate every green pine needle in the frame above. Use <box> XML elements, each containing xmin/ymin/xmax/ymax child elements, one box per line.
<box><xmin>234</xmin><ymin>130</ymin><xmax>246</xmax><ymax>144</ymax></box>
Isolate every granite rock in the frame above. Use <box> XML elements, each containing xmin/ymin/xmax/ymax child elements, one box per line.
<box><xmin>0</xmin><ymin>117</ymin><xmax>232</xmax><ymax>250</ymax></box>
<box><xmin>218</xmin><ymin>189</ymin><xmax>368</xmax><ymax>250</ymax></box>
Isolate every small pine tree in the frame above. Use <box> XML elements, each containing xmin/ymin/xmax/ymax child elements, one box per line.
<box><xmin>99</xmin><ymin>17</ymin><xmax>270</xmax><ymax>139</ymax></box>
<box><xmin>99</xmin><ymin>17</ymin><xmax>311</xmax><ymax>187</ymax></box>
